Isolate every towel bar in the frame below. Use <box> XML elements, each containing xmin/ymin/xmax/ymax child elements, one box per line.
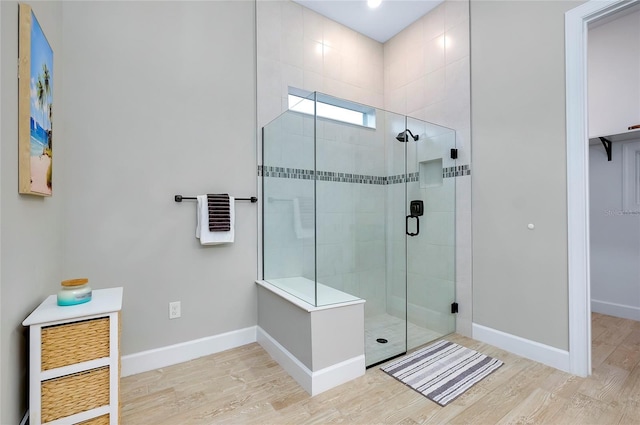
<box><xmin>174</xmin><ymin>195</ymin><xmax>258</xmax><ymax>203</ymax></box>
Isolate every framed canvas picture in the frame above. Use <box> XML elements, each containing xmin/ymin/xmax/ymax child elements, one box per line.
<box><xmin>19</xmin><ymin>3</ymin><xmax>53</xmax><ymax>196</ymax></box>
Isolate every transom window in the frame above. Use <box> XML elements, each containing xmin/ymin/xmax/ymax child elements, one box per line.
<box><xmin>288</xmin><ymin>89</ymin><xmax>376</xmax><ymax>129</ymax></box>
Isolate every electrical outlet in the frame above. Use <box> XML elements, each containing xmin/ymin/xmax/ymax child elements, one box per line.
<box><xmin>169</xmin><ymin>301</ymin><xmax>181</xmax><ymax>319</ymax></box>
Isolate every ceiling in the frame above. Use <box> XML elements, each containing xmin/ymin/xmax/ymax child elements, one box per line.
<box><xmin>292</xmin><ymin>0</ymin><xmax>444</xmax><ymax>43</ymax></box>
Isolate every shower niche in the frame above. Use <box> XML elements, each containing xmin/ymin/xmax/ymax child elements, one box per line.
<box><xmin>258</xmin><ymin>92</ymin><xmax>457</xmax><ymax>392</ymax></box>
<box><xmin>420</xmin><ymin>158</ymin><xmax>444</xmax><ymax>188</ymax></box>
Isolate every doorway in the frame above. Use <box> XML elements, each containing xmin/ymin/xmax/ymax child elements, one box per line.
<box><xmin>565</xmin><ymin>0</ymin><xmax>640</xmax><ymax>377</ymax></box>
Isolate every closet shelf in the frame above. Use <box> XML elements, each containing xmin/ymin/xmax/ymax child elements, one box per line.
<box><xmin>589</xmin><ymin>128</ymin><xmax>640</xmax><ymax>162</ymax></box>
<box><xmin>589</xmin><ymin>128</ymin><xmax>640</xmax><ymax>145</ymax></box>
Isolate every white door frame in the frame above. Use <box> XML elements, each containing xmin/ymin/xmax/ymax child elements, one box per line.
<box><xmin>0</xmin><ymin>3</ymin><xmax>3</xmax><ymax>419</ymax></box>
<box><xmin>565</xmin><ymin>0</ymin><xmax>639</xmax><ymax>377</ymax></box>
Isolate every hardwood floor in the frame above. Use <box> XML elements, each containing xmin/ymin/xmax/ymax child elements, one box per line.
<box><xmin>121</xmin><ymin>313</ymin><xmax>640</xmax><ymax>424</ymax></box>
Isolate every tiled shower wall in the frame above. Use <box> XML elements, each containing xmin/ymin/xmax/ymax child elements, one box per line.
<box><xmin>257</xmin><ymin>0</ymin><xmax>472</xmax><ymax>336</ymax></box>
<box><xmin>257</xmin><ymin>0</ymin><xmax>388</xmax><ymax>316</ymax></box>
<box><xmin>383</xmin><ymin>1</ymin><xmax>472</xmax><ymax>336</ymax></box>
<box><xmin>262</xmin><ymin>111</ymin><xmax>391</xmax><ymax>316</ymax></box>
<box><xmin>256</xmin><ymin>0</ymin><xmax>384</xmax><ymax>129</ymax></box>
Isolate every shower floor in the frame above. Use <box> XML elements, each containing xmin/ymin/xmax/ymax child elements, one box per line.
<box><xmin>365</xmin><ymin>313</ymin><xmax>445</xmax><ymax>367</ymax></box>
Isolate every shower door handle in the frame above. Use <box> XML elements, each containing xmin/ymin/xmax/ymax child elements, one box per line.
<box><xmin>406</xmin><ymin>215</ymin><xmax>419</xmax><ymax>237</ymax></box>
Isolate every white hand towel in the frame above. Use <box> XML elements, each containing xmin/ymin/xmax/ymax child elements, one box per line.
<box><xmin>196</xmin><ymin>195</ymin><xmax>234</xmax><ymax>245</ymax></box>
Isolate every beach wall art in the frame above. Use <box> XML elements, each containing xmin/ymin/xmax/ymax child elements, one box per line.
<box><xmin>18</xmin><ymin>3</ymin><xmax>54</xmax><ymax>196</ymax></box>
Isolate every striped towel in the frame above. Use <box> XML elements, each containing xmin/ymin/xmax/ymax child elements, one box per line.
<box><xmin>207</xmin><ymin>194</ymin><xmax>231</xmax><ymax>232</ymax></box>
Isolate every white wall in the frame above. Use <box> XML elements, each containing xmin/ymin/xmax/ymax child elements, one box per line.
<box><xmin>60</xmin><ymin>1</ymin><xmax>257</xmax><ymax>355</ymax></box>
<box><xmin>2</xmin><ymin>4</ymin><xmax>257</xmax><ymax>421</ymax></box>
<box><xmin>470</xmin><ymin>0</ymin><xmax>579</xmax><ymax>351</ymax></box>
<box><xmin>589</xmin><ymin>141</ymin><xmax>640</xmax><ymax>319</ymax></box>
<box><xmin>1</xmin><ymin>2</ymin><xmax>65</xmax><ymax>423</ymax></box>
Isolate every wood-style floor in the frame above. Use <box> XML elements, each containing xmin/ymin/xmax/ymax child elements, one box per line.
<box><xmin>121</xmin><ymin>313</ymin><xmax>640</xmax><ymax>424</ymax></box>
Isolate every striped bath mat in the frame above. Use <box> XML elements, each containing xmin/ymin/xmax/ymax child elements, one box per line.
<box><xmin>381</xmin><ymin>340</ymin><xmax>503</xmax><ymax>406</ymax></box>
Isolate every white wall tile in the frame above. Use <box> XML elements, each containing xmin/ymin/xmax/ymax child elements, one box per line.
<box><xmin>404</xmin><ymin>16</ymin><xmax>424</xmax><ymax>48</ymax></box>
<box><xmin>303</xmin><ymin>37</ymin><xmax>324</xmax><ymax>73</ymax></box>
<box><xmin>388</xmin><ymin>59</ymin><xmax>408</xmax><ymax>91</ymax></box>
<box><xmin>342</xmin><ymin>53</ymin><xmax>361</xmax><ymax>87</ymax></box>
<box><xmin>424</xmin><ymin>68</ymin><xmax>446</xmax><ymax>106</ymax></box>
<box><xmin>454</xmin><ymin>126</ymin><xmax>471</xmax><ymax>162</ymax></box>
<box><xmin>445</xmin><ymin>20</ymin><xmax>469</xmax><ymax>65</ymax></box>
<box><xmin>422</xmin><ymin>101</ymin><xmax>446</xmax><ymax>127</ymax></box>
<box><xmin>386</xmin><ymin>87</ymin><xmax>407</xmax><ymax>115</ymax></box>
<box><xmin>423</xmin><ymin>3</ymin><xmax>446</xmax><ymax>41</ymax></box>
<box><xmin>258</xmin><ymin>57</ymin><xmax>282</xmax><ymax>98</ymax></box>
<box><xmin>303</xmin><ymin>7</ymin><xmax>323</xmax><ymax>43</ymax></box>
<box><xmin>406</xmin><ymin>44</ymin><xmax>426</xmax><ymax>84</ymax></box>
<box><xmin>406</xmin><ymin>77</ymin><xmax>426</xmax><ymax>115</ymax></box>
<box><xmin>444</xmin><ymin>90</ymin><xmax>471</xmax><ymax>132</ymax></box>
<box><xmin>282</xmin><ymin>34</ymin><xmax>304</xmax><ymax>68</ymax></box>
<box><xmin>424</xmin><ymin>35</ymin><xmax>446</xmax><ymax>74</ymax></box>
<box><xmin>281</xmin><ymin>64</ymin><xmax>304</xmax><ymax>97</ymax></box>
<box><xmin>423</xmin><ymin>211</ymin><xmax>455</xmax><ymax>246</ymax></box>
<box><xmin>258</xmin><ymin>94</ymin><xmax>282</xmax><ymax>130</ymax></box>
<box><xmin>257</xmin><ymin>1</ymin><xmax>281</xmax><ymax>61</ymax></box>
<box><xmin>445</xmin><ymin>0</ymin><xmax>469</xmax><ymax>31</ymax></box>
<box><xmin>456</xmin><ymin>174</ymin><xmax>472</xmax><ymax>212</ymax></box>
<box><xmin>323</xmin><ymin>18</ymin><xmax>344</xmax><ymax>51</ymax></box>
<box><xmin>303</xmin><ymin>69</ymin><xmax>323</xmax><ymax>92</ymax></box>
<box><xmin>322</xmin><ymin>44</ymin><xmax>343</xmax><ymax>80</ymax></box>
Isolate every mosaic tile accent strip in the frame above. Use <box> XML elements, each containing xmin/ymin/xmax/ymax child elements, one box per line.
<box><xmin>260</xmin><ymin>166</ymin><xmax>315</xmax><ymax>180</ymax></box>
<box><xmin>387</xmin><ymin>172</ymin><xmax>419</xmax><ymax>184</ymax></box>
<box><xmin>443</xmin><ymin>165</ymin><xmax>471</xmax><ymax>178</ymax></box>
<box><xmin>259</xmin><ymin>165</ymin><xmax>470</xmax><ymax>184</ymax></box>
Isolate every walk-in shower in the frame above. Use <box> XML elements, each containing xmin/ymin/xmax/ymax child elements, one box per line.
<box><xmin>261</xmin><ymin>92</ymin><xmax>457</xmax><ymax>367</ymax></box>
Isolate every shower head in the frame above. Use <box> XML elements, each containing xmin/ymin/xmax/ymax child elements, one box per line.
<box><xmin>396</xmin><ymin>129</ymin><xmax>419</xmax><ymax>142</ymax></box>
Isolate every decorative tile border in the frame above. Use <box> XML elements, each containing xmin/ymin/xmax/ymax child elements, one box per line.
<box><xmin>317</xmin><ymin>171</ymin><xmax>387</xmax><ymax>185</ymax></box>
<box><xmin>387</xmin><ymin>172</ymin><xmax>419</xmax><ymax>184</ymax></box>
<box><xmin>444</xmin><ymin>165</ymin><xmax>471</xmax><ymax>178</ymax></box>
<box><xmin>258</xmin><ymin>165</ymin><xmax>470</xmax><ymax>184</ymax></box>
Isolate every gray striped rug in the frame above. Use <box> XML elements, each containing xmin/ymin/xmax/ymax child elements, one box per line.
<box><xmin>381</xmin><ymin>340</ymin><xmax>503</xmax><ymax>406</ymax></box>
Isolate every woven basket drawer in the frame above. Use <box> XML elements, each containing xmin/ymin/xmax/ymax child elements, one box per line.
<box><xmin>77</xmin><ymin>414</ymin><xmax>110</xmax><ymax>425</ymax></box>
<box><xmin>41</xmin><ymin>317</ymin><xmax>110</xmax><ymax>371</ymax></box>
<box><xmin>41</xmin><ymin>366</ymin><xmax>110</xmax><ymax>423</ymax></box>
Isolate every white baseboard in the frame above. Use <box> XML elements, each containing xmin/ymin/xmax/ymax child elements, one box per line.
<box><xmin>256</xmin><ymin>326</ymin><xmax>364</xmax><ymax>396</ymax></box>
<box><xmin>121</xmin><ymin>326</ymin><xmax>257</xmax><ymax>377</ymax></box>
<box><xmin>257</xmin><ymin>326</ymin><xmax>313</xmax><ymax>393</ymax></box>
<box><xmin>592</xmin><ymin>299</ymin><xmax>640</xmax><ymax>321</ymax></box>
<box><xmin>472</xmin><ymin>323</ymin><xmax>571</xmax><ymax>373</ymax></box>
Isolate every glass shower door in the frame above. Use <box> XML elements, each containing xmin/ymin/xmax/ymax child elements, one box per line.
<box><xmin>360</xmin><ymin>110</ymin><xmax>409</xmax><ymax>367</ymax></box>
<box><xmin>405</xmin><ymin>117</ymin><xmax>457</xmax><ymax>350</ymax></box>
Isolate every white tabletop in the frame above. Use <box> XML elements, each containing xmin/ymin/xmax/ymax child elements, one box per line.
<box><xmin>22</xmin><ymin>287</ymin><xmax>123</xmax><ymax>326</ymax></box>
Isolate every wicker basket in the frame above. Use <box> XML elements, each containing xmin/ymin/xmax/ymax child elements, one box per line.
<box><xmin>41</xmin><ymin>366</ymin><xmax>110</xmax><ymax>422</ymax></box>
<box><xmin>41</xmin><ymin>317</ymin><xmax>110</xmax><ymax>371</ymax></box>
<box><xmin>77</xmin><ymin>414</ymin><xmax>110</xmax><ymax>425</ymax></box>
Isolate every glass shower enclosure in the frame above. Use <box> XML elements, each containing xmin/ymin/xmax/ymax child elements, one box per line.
<box><xmin>262</xmin><ymin>92</ymin><xmax>456</xmax><ymax>367</ymax></box>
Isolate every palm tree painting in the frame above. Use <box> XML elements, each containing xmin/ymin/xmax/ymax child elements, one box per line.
<box><xmin>18</xmin><ymin>4</ymin><xmax>54</xmax><ymax>196</ymax></box>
